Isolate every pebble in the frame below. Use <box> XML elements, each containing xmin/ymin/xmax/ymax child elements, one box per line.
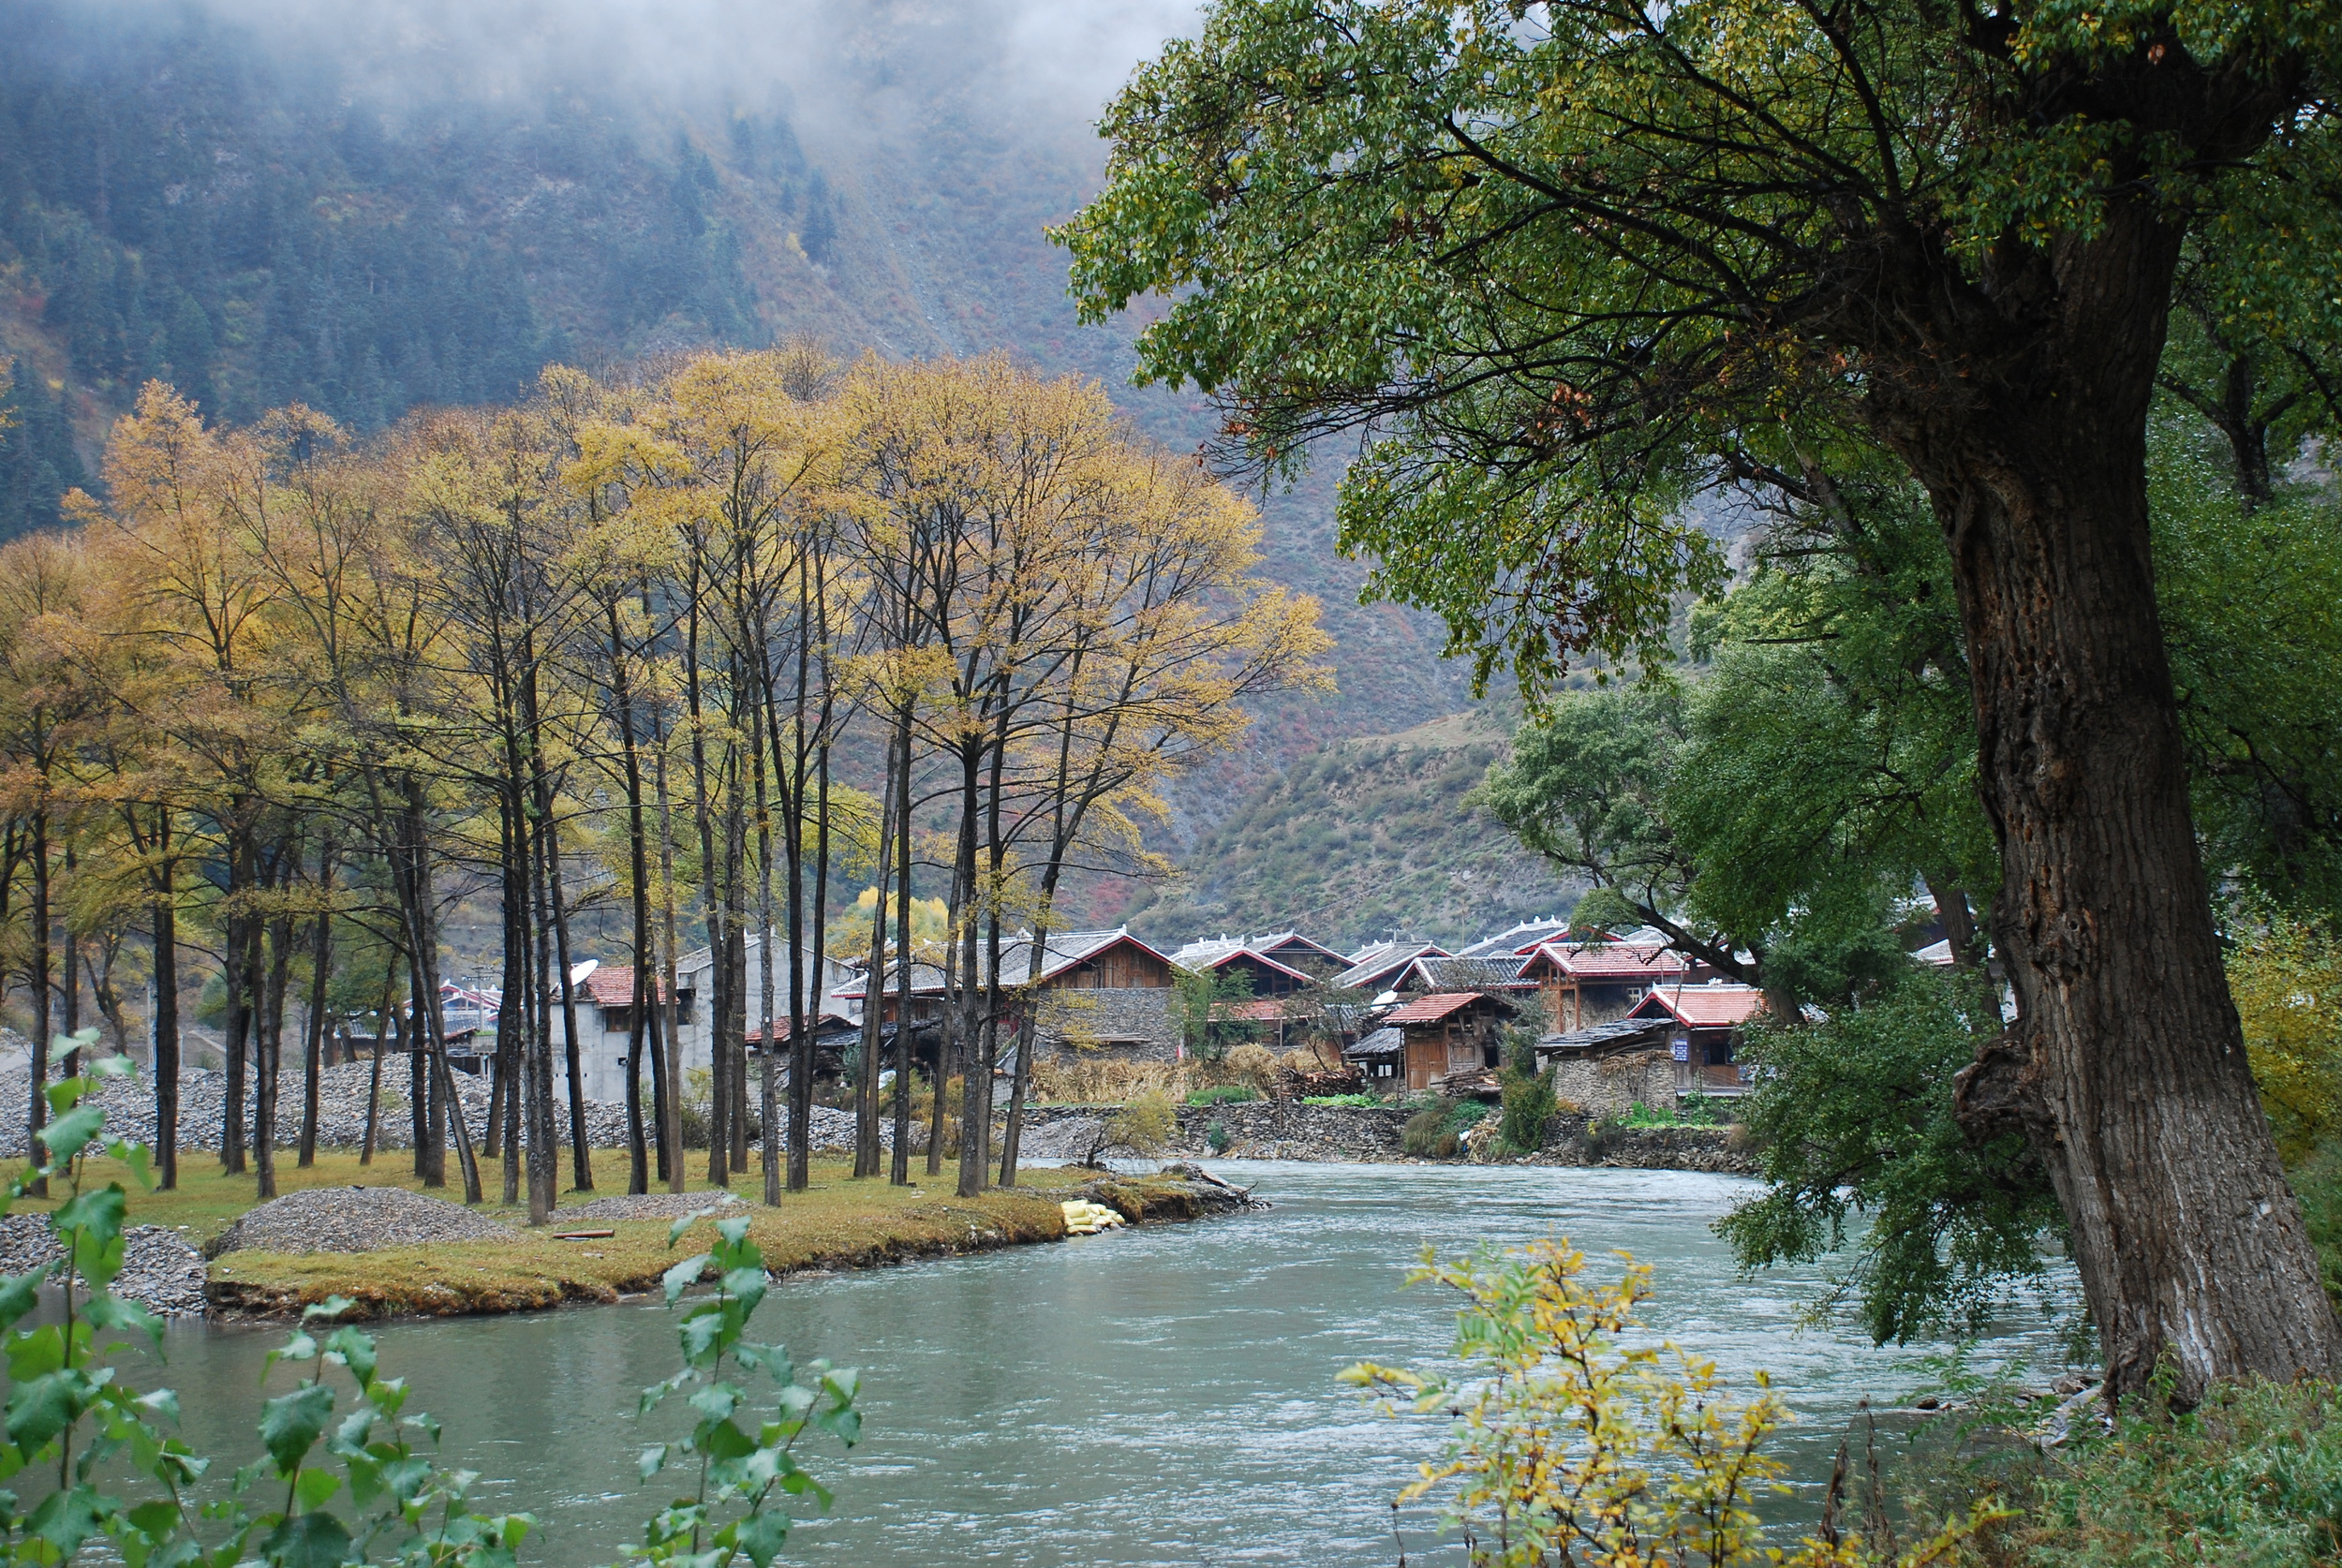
<box><xmin>209</xmin><ymin>1187</ymin><xmax>520</xmax><ymax>1256</ymax></box>
<box><xmin>0</xmin><ymin>1213</ymin><xmax>210</xmax><ymax>1316</ymax></box>
<box><xmin>0</xmin><ymin>1066</ymin><xmax>912</xmax><ymax>1158</ymax></box>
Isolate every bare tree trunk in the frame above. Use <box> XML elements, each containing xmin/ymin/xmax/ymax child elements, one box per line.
<box><xmin>650</xmin><ymin>649</ymin><xmax>688</xmax><ymax>1195</ymax></box>
<box><xmin>26</xmin><ymin>808</ymin><xmax>50</xmax><ymax>1197</ymax></box>
<box><xmin>889</xmin><ymin>709</ymin><xmax>914</xmax><ymax>1187</ymax></box>
<box><xmin>150</xmin><ymin>808</ymin><xmax>179</xmax><ymax>1191</ymax></box>
<box><xmin>362</xmin><ymin>947</ymin><xmax>399</xmax><ymax>1166</ymax></box>
<box><xmin>256</xmin><ymin>904</ymin><xmax>291</xmax><ymax>1200</ymax></box>
<box><xmin>855</xmin><ymin>732</ymin><xmax>899</xmax><ymax>1180</ymax></box>
<box><xmin>299</xmin><ymin>839</ymin><xmax>334</xmax><ymax>1168</ymax></box>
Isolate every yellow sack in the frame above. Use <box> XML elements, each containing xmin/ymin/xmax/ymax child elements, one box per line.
<box><xmin>1060</xmin><ymin>1199</ymin><xmax>1127</xmax><ymax>1235</ymax></box>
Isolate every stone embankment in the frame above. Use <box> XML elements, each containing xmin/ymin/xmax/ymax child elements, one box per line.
<box><xmin>1015</xmin><ymin>1101</ymin><xmax>1753</xmax><ymax>1174</ymax></box>
<box><xmin>0</xmin><ymin>1065</ymin><xmax>909</xmax><ymax>1158</ymax></box>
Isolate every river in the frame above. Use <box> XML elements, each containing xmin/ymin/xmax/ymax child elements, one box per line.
<box><xmin>100</xmin><ymin>1162</ymin><xmax>2066</xmax><ymax>1566</ymax></box>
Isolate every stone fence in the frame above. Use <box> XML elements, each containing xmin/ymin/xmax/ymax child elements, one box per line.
<box><xmin>1010</xmin><ymin>1101</ymin><xmax>1752</xmax><ymax>1174</ymax></box>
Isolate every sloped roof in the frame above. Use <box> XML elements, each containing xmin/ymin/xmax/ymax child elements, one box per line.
<box><xmin>1385</xmin><ymin>991</ymin><xmax>1491</xmax><ymax>1025</ymax></box>
<box><xmin>1172</xmin><ymin>940</ymin><xmax>1318</xmax><ymax>985</ymax></box>
<box><xmin>1454</xmin><ymin>918</ymin><xmax>1576</xmax><ymax>959</ymax></box>
<box><xmin>1407</xmin><ymin>954</ymin><xmax>1534</xmax><ymax>992</ymax></box>
<box><xmin>1523</xmin><ymin>941</ymin><xmax>1695</xmax><ymax>982</ymax></box>
<box><xmin>1911</xmin><ymin>938</ymin><xmax>1957</xmax><ymax>967</ymax></box>
<box><xmin>1333</xmin><ymin>940</ymin><xmax>1449</xmax><ymax>991</ymax></box>
<box><xmin>580</xmin><ymin>967</ymin><xmax>679</xmax><ymax>1009</ymax></box>
<box><xmin>1214</xmin><ymin>998</ymin><xmax>1291</xmax><ymax>1023</ymax></box>
<box><xmin>747</xmin><ymin>1010</ymin><xmax>859</xmax><ymax>1043</ymax></box>
<box><xmin>1253</xmin><ymin>931</ymin><xmax>1346</xmax><ymax>964</ymax></box>
<box><xmin>1345</xmin><ymin>1026</ymin><xmax>1404</xmax><ymax>1058</ymax></box>
<box><xmin>833</xmin><ymin>928</ymin><xmax>1172</xmax><ymax>998</ymax></box>
<box><xmin>1632</xmin><ymin>983</ymin><xmax>1768</xmax><ymax>1028</ymax></box>
<box><xmin>1535</xmin><ymin>1017</ymin><xmax>1672</xmax><ymax>1054</ymax></box>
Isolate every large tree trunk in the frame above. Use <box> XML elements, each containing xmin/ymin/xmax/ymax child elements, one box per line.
<box><xmin>1892</xmin><ymin>204</ymin><xmax>2342</xmax><ymax>1403</ymax></box>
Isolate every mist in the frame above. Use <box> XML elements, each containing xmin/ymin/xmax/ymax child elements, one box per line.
<box><xmin>89</xmin><ymin>0</ymin><xmax>1201</xmax><ymax>132</ymax></box>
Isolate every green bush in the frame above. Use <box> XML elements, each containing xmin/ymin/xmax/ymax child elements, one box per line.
<box><xmin>1206</xmin><ymin>1120</ymin><xmax>1233</xmax><ymax>1154</ymax></box>
<box><xmin>1958</xmin><ymin>1377</ymin><xmax>2342</xmax><ymax>1566</ymax></box>
<box><xmin>1187</xmin><ymin>1084</ymin><xmax>1261</xmax><ymax>1106</ymax></box>
<box><xmin>1300</xmin><ymin>1093</ymin><xmax>1380</xmax><ymax>1107</ymax></box>
<box><xmin>1401</xmin><ymin>1097</ymin><xmax>1487</xmax><ymax>1158</ymax></box>
<box><xmin>1498</xmin><ymin>1033</ymin><xmax>1559</xmax><ymax>1151</ymax></box>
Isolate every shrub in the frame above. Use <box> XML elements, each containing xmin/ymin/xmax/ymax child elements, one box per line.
<box><xmin>1342</xmin><ymin>1238</ymin><xmax>1994</xmax><ymax>1567</ymax></box>
<box><xmin>1187</xmin><ymin>1084</ymin><xmax>1260</xmax><ymax>1106</ymax></box>
<box><xmin>1206</xmin><ymin>1121</ymin><xmax>1233</xmax><ymax>1155</ymax></box>
<box><xmin>1301</xmin><ymin>1093</ymin><xmax>1380</xmax><ymax>1107</ymax></box>
<box><xmin>1402</xmin><ymin>1098</ymin><xmax>1481</xmax><ymax>1159</ymax></box>
<box><xmin>1108</xmin><ymin>1088</ymin><xmax>1179</xmax><ymax>1158</ymax></box>
<box><xmin>1954</xmin><ymin>1377</ymin><xmax>2342</xmax><ymax>1566</ymax></box>
<box><xmin>1498</xmin><ymin>1039</ymin><xmax>1560</xmax><ymax>1152</ymax></box>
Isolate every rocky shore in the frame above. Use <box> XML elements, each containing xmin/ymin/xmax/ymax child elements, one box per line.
<box><xmin>1015</xmin><ymin>1101</ymin><xmax>1755</xmax><ymax>1175</ymax></box>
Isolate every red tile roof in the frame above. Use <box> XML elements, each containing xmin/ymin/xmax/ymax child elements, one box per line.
<box><xmin>1384</xmin><ymin>992</ymin><xmax>1487</xmax><ymax>1025</ymax></box>
<box><xmin>580</xmin><ymin>968</ymin><xmax>679</xmax><ymax>1009</ymax></box>
<box><xmin>1633</xmin><ymin>984</ymin><xmax>1767</xmax><ymax>1028</ymax></box>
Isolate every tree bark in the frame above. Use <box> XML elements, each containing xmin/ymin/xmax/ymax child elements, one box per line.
<box><xmin>1884</xmin><ymin>203</ymin><xmax>2342</xmax><ymax>1403</ymax></box>
<box><xmin>149</xmin><ymin>808</ymin><xmax>178</xmax><ymax>1191</ymax></box>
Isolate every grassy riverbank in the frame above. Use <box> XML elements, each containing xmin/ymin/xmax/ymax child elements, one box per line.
<box><xmin>10</xmin><ymin>1151</ymin><xmax>1199</xmax><ymax>1320</ymax></box>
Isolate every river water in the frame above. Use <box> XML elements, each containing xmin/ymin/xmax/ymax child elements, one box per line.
<box><xmin>103</xmin><ymin>1162</ymin><xmax>2066</xmax><ymax>1566</ymax></box>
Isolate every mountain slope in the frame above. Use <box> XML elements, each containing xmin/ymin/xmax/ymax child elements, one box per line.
<box><xmin>1121</xmin><ymin>708</ymin><xmax>1585</xmax><ymax>953</ymax></box>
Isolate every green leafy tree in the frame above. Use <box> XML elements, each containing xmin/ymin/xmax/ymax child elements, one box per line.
<box><xmin>1718</xmin><ymin>972</ymin><xmax>2068</xmax><ymax>1347</ymax></box>
<box><xmin>1168</xmin><ymin>965</ymin><xmax>1259</xmax><ymax>1064</ymax></box>
<box><xmin>1062</xmin><ymin>0</ymin><xmax>2342</xmax><ymax>1399</ymax></box>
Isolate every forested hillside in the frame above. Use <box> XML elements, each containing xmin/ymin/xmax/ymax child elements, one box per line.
<box><xmin>1123</xmin><ymin>709</ymin><xmax>1583</xmax><ymax>953</ymax></box>
<box><xmin>0</xmin><ymin>0</ymin><xmax>1499</xmax><ymax>931</ymax></box>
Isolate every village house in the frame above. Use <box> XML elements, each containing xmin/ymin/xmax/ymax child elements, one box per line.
<box><xmin>1169</xmin><ymin>936</ymin><xmax>1320</xmax><ymax>997</ymax></box>
<box><xmin>837</xmin><ymin>928</ymin><xmax>1183</xmax><ymax>1061</ymax></box>
<box><xmin>1330</xmin><ymin>939</ymin><xmax>1449</xmax><ymax>995</ymax></box>
<box><xmin>1517</xmin><ymin>939</ymin><xmax>1706</xmax><ymax>1033</ymax></box>
<box><xmin>560</xmin><ymin>938</ymin><xmax>858</xmax><ymax>1103</ymax></box>
<box><xmin>1241</xmin><ymin>931</ymin><xmax>1349</xmax><ymax>980</ymax></box>
<box><xmin>1533</xmin><ymin>979</ymin><xmax>1768</xmax><ymax>1117</ymax></box>
<box><xmin>1450</xmin><ymin>916</ymin><xmax>1578</xmax><ymax>960</ymax></box>
<box><xmin>1345</xmin><ymin>990</ymin><xmax>1519</xmax><ymax>1093</ymax></box>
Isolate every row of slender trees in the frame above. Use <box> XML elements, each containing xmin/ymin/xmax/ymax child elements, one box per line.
<box><xmin>0</xmin><ymin>346</ymin><xmax>1327</xmax><ymax>1217</ymax></box>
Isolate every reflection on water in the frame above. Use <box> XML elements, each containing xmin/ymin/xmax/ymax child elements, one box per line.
<box><xmin>96</xmin><ymin>1162</ymin><xmax>2064</xmax><ymax>1566</ymax></box>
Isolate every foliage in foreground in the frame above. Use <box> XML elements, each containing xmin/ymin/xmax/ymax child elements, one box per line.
<box><xmin>0</xmin><ymin>1051</ymin><xmax>859</xmax><ymax>1566</ymax></box>
<box><xmin>1718</xmin><ymin>972</ymin><xmax>2067</xmax><ymax>1347</ymax></box>
<box><xmin>1950</xmin><ymin>1378</ymin><xmax>2342</xmax><ymax>1568</ymax></box>
<box><xmin>1344</xmin><ymin>1239</ymin><xmax>1994</xmax><ymax>1567</ymax></box>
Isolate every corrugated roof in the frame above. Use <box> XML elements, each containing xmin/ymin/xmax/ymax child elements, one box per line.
<box><xmin>1345</xmin><ymin>1026</ymin><xmax>1404</xmax><ymax>1058</ymax></box>
<box><xmin>1633</xmin><ymin>984</ymin><xmax>1768</xmax><ymax>1028</ymax></box>
<box><xmin>1385</xmin><ymin>991</ymin><xmax>1488</xmax><ymax>1025</ymax></box>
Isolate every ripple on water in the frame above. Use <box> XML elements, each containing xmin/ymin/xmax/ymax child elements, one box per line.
<box><xmin>57</xmin><ymin>1161</ymin><xmax>2068</xmax><ymax>1567</ymax></box>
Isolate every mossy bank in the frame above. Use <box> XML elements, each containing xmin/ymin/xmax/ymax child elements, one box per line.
<box><xmin>10</xmin><ymin>1150</ymin><xmax>1252</xmax><ymax>1322</ymax></box>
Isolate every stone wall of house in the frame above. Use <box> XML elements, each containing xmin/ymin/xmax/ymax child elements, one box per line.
<box><xmin>1034</xmin><ymin>988</ymin><xmax>1178</xmax><ymax>1059</ymax></box>
<box><xmin>1548</xmin><ymin>1050</ymin><xmax>1679</xmax><ymax>1120</ymax></box>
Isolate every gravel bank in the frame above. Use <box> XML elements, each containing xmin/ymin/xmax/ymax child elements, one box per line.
<box><xmin>0</xmin><ymin>1067</ymin><xmax>916</xmax><ymax>1158</ymax></box>
<box><xmin>208</xmin><ymin>1187</ymin><xmax>521</xmax><ymax>1256</ymax></box>
<box><xmin>0</xmin><ymin>1213</ymin><xmax>209</xmax><ymax>1316</ymax></box>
